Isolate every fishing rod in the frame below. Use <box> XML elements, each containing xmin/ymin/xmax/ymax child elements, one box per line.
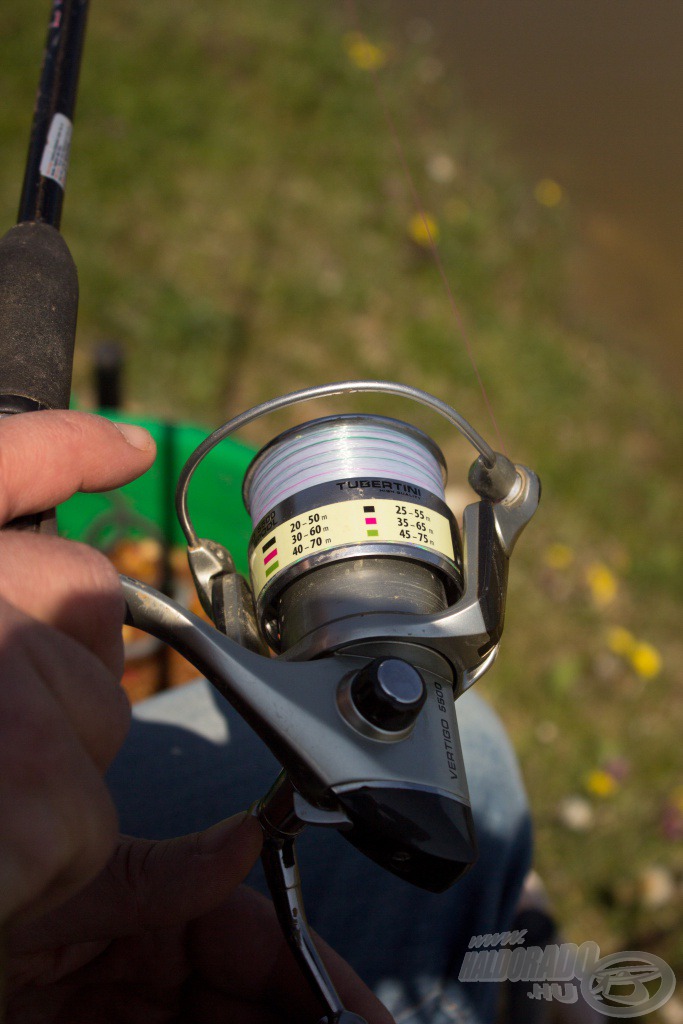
<box><xmin>0</xmin><ymin>5</ymin><xmax>540</xmax><ymax>1023</ymax></box>
<box><xmin>0</xmin><ymin>0</ymin><xmax>88</xmax><ymax>530</ymax></box>
<box><xmin>0</xmin><ymin>0</ymin><xmax>89</xmax><ymax>1014</ymax></box>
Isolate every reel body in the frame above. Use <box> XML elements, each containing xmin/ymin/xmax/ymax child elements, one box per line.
<box><xmin>121</xmin><ymin>380</ymin><xmax>540</xmax><ymax>1020</ymax></box>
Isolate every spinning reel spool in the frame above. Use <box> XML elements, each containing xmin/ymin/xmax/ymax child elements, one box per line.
<box><xmin>121</xmin><ymin>379</ymin><xmax>540</xmax><ymax>1022</ymax></box>
<box><xmin>243</xmin><ymin>413</ymin><xmax>461</xmax><ymax>654</ymax></box>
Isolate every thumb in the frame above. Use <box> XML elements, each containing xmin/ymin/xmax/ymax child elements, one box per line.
<box><xmin>11</xmin><ymin>814</ymin><xmax>263</xmax><ymax>952</ymax></box>
<box><xmin>114</xmin><ymin>813</ymin><xmax>264</xmax><ymax>932</ymax></box>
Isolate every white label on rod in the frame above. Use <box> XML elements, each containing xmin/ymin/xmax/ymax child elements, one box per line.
<box><xmin>39</xmin><ymin>113</ymin><xmax>73</xmax><ymax>190</ymax></box>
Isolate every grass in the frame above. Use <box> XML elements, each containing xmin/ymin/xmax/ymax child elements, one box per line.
<box><xmin>3</xmin><ymin>0</ymin><xmax>682</xmax><ymax>993</ymax></box>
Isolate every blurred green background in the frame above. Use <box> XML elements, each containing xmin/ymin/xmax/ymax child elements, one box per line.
<box><xmin>3</xmin><ymin>0</ymin><xmax>681</xmax><ymax>992</ymax></box>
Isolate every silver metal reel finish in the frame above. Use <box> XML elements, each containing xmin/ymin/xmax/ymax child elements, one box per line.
<box><xmin>120</xmin><ymin>381</ymin><xmax>540</xmax><ymax>1023</ymax></box>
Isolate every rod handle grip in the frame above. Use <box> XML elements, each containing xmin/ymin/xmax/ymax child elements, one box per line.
<box><xmin>0</xmin><ymin>221</ymin><xmax>77</xmax><ymax>412</ymax></box>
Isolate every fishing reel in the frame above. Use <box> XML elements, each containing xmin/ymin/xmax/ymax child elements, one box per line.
<box><xmin>0</xmin><ymin>5</ymin><xmax>537</xmax><ymax>1018</ymax></box>
<box><xmin>121</xmin><ymin>379</ymin><xmax>540</xmax><ymax>1023</ymax></box>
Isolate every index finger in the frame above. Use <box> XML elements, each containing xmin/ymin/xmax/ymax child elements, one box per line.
<box><xmin>0</xmin><ymin>410</ymin><xmax>155</xmax><ymax>525</ymax></box>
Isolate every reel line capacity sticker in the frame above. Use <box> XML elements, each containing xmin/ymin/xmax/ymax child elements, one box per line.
<box><xmin>250</xmin><ymin>497</ymin><xmax>456</xmax><ymax>597</ymax></box>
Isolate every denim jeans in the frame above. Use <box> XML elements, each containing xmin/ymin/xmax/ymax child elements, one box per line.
<box><xmin>107</xmin><ymin>681</ymin><xmax>532</xmax><ymax>1024</ymax></box>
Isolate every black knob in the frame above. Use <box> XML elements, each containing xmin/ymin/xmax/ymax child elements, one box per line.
<box><xmin>351</xmin><ymin>657</ymin><xmax>427</xmax><ymax>732</ymax></box>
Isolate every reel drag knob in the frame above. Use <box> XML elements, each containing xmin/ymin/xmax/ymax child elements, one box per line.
<box><xmin>351</xmin><ymin>657</ymin><xmax>426</xmax><ymax>731</ymax></box>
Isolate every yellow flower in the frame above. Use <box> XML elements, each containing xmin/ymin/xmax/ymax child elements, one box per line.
<box><xmin>343</xmin><ymin>32</ymin><xmax>387</xmax><ymax>71</ymax></box>
<box><xmin>585</xmin><ymin>562</ymin><xmax>617</xmax><ymax>609</ymax></box>
<box><xmin>629</xmin><ymin>641</ymin><xmax>662</xmax><ymax>680</ymax></box>
<box><xmin>544</xmin><ymin>542</ymin><xmax>574</xmax><ymax>571</ymax></box>
<box><xmin>585</xmin><ymin>770</ymin><xmax>619</xmax><ymax>799</ymax></box>
<box><xmin>606</xmin><ymin>628</ymin><xmax>663</xmax><ymax>679</ymax></box>
<box><xmin>606</xmin><ymin>626</ymin><xmax>636</xmax><ymax>657</ymax></box>
<box><xmin>408</xmin><ymin>212</ymin><xmax>439</xmax><ymax>247</ymax></box>
<box><xmin>534</xmin><ymin>178</ymin><xmax>564</xmax><ymax>208</ymax></box>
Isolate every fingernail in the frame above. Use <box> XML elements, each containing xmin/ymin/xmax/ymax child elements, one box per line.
<box><xmin>114</xmin><ymin>422</ymin><xmax>155</xmax><ymax>451</ymax></box>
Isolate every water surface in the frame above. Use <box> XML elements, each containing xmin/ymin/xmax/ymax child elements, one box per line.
<box><xmin>377</xmin><ymin>1</ymin><xmax>683</xmax><ymax>391</ymax></box>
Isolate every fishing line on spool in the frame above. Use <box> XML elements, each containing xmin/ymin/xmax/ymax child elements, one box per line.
<box><xmin>244</xmin><ymin>416</ymin><xmax>447</xmax><ymax>528</ymax></box>
<box><xmin>241</xmin><ymin>411</ymin><xmax>464</xmax><ymax>651</ymax></box>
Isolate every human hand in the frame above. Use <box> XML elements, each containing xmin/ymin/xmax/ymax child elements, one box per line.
<box><xmin>0</xmin><ymin>410</ymin><xmax>391</xmax><ymax>1024</ymax></box>
<box><xmin>7</xmin><ymin>819</ymin><xmax>391</xmax><ymax>1023</ymax></box>
<box><xmin>0</xmin><ymin>410</ymin><xmax>156</xmax><ymax>925</ymax></box>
